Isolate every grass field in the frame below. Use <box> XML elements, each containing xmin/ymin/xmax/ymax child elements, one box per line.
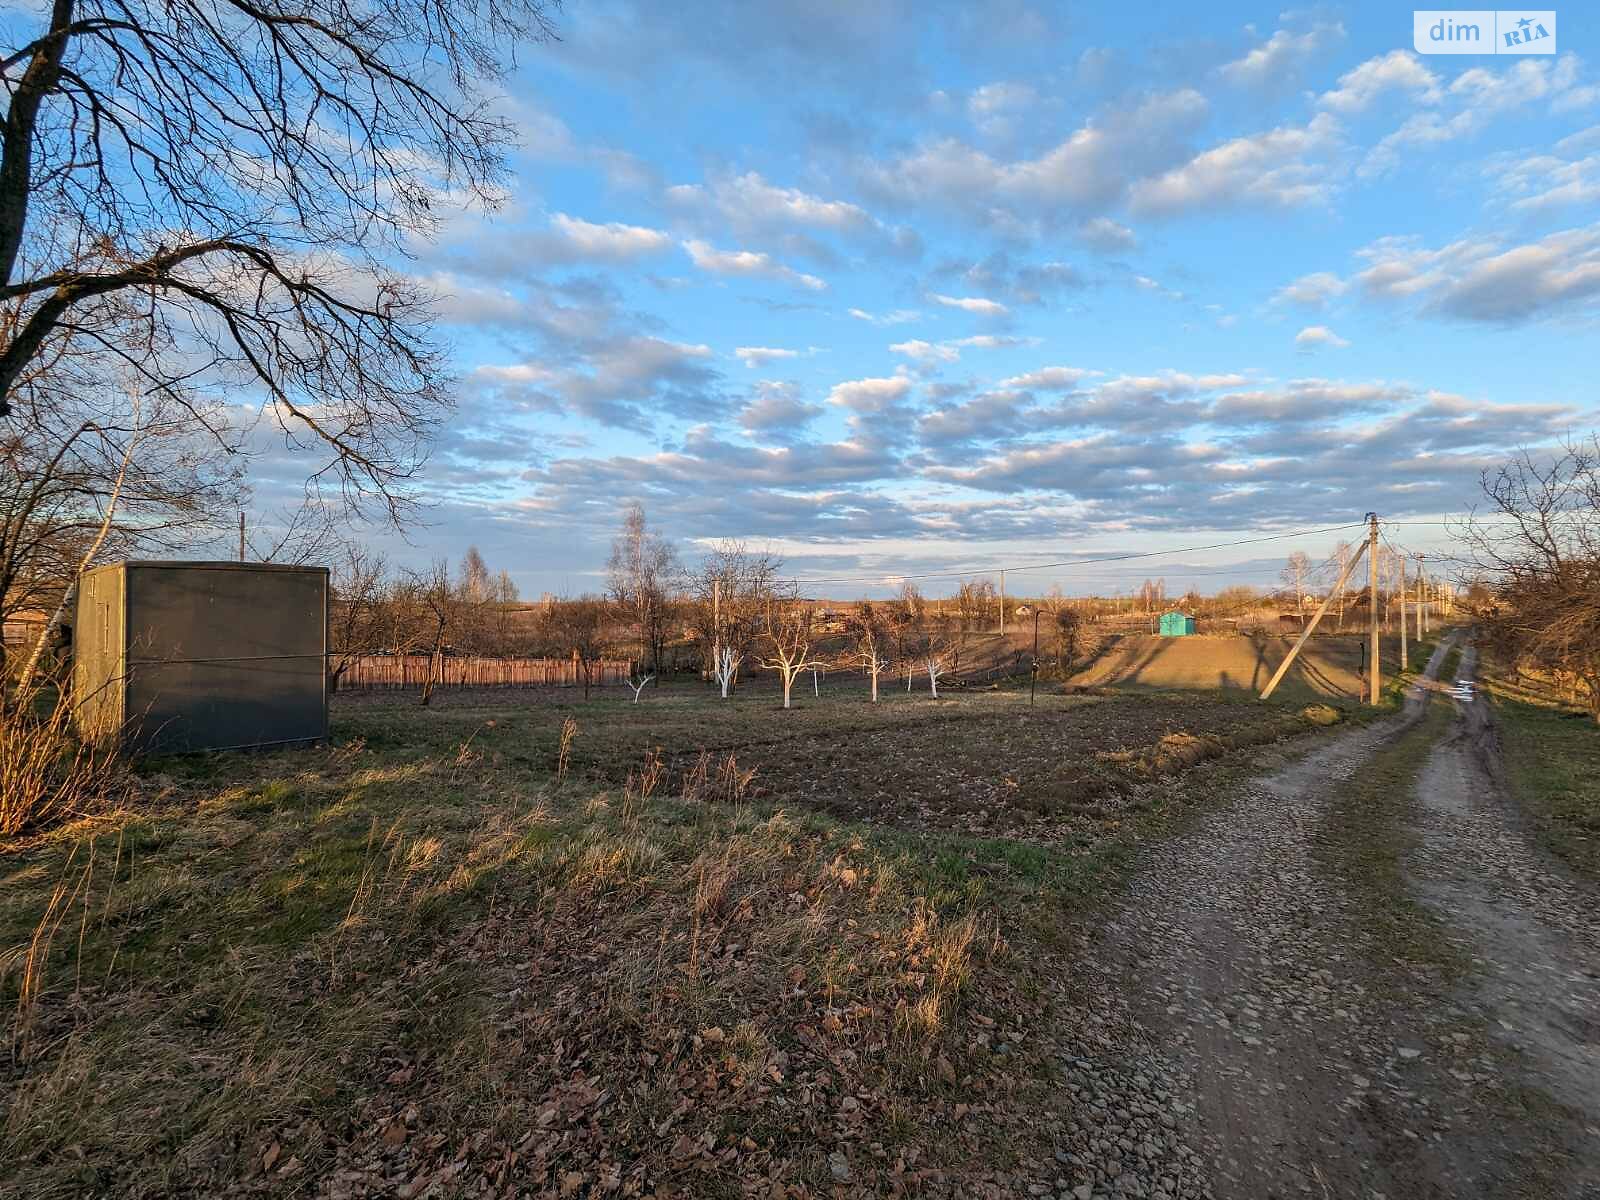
<box><xmin>3</xmin><ymin>683</ymin><xmax>1348</xmax><ymax>1198</ymax></box>
<box><xmin>1478</xmin><ymin>661</ymin><xmax>1600</xmax><ymax>882</ymax></box>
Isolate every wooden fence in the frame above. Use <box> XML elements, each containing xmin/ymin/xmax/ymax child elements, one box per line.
<box><xmin>336</xmin><ymin>654</ymin><xmax>634</xmax><ymax>689</ymax></box>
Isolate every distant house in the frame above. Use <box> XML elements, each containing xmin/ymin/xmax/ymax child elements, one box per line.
<box><xmin>1158</xmin><ymin>611</ymin><xmax>1196</xmax><ymax>637</ymax></box>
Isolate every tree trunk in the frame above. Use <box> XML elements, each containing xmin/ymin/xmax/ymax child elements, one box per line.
<box><xmin>870</xmin><ymin>671</ymin><xmax>878</xmax><ymax>702</ymax></box>
<box><xmin>782</xmin><ymin>674</ymin><xmax>793</xmax><ymax>708</ymax></box>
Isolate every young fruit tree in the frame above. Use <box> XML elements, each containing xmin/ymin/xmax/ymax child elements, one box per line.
<box><xmin>684</xmin><ymin>541</ymin><xmax>778</xmax><ymax>698</ymax></box>
<box><xmin>846</xmin><ymin>601</ymin><xmax>891</xmax><ymax>702</ymax></box>
<box><xmin>759</xmin><ymin>595</ymin><xmax>825</xmax><ymax>709</ymax></box>
<box><xmin>712</xmin><ymin>646</ymin><xmax>742</xmax><ymax>700</ymax></box>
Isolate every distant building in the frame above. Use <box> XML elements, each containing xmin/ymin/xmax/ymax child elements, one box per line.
<box><xmin>1158</xmin><ymin>611</ymin><xmax>1197</xmax><ymax>637</ymax></box>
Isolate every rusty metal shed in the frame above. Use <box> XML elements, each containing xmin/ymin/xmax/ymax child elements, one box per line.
<box><xmin>73</xmin><ymin>561</ymin><xmax>328</xmax><ymax>754</ymax></box>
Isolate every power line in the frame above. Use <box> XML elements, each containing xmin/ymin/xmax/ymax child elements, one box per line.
<box><xmin>785</xmin><ymin>521</ymin><xmax>1370</xmax><ymax>587</ymax></box>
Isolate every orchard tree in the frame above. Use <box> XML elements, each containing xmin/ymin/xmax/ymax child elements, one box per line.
<box><xmin>845</xmin><ymin>601</ymin><xmax>891</xmax><ymax>702</ymax></box>
<box><xmin>758</xmin><ymin>594</ymin><xmax>825</xmax><ymax>710</ymax></box>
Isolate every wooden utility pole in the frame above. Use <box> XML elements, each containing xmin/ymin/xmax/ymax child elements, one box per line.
<box><xmin>1398</xmin><ymin>554</ymin><xmax>1408</xmax><ymax>671</ymax></box>
<box><xmin>712</xmin><ymin>576</ymin><xmax>721</xmax><ymax>679</ymax></box>
<box><xmin>1367</xmin><ymin>514</ymin><xmax>1380</xmax><ymax>704</ymax></box>
<box><xmin>1260</xmin><ymin>535</ymin><xmax>1369</xmax><ymax>700</ymax></box>
<box><xmin>998</xmin><ymin>570</ymin><xmax>1006</xmax><ymax>633</ymax></box>
<box><xmin>238</xmin><ymin>511</ymin><xmax>246</xmax><ymax>562</ymax></box>
<box><xmin>1418</xmin><ymin>556</ymin><xmax>1429</xmax><ymax>636</ymax></box>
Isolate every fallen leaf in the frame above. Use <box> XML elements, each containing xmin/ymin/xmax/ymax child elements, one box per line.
<box><xmin>262</xmin><ymin>1142</ymin><xmax>281</xmax><ymax>1172</ymax></box>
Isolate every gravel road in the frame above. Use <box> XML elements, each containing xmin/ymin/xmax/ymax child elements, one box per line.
<box><xmin>1053</xmin><ymin>636</ymin><xmax>1600</xmax><ymax>1200</ymax></box>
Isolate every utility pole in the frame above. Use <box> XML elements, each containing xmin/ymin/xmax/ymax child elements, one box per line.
<box><xmin>1417</xmin><ymin>556</ymin><xmax>1429</xmax><ymax>636</ymax></box>
<box><xmin>1368</xmin><ymin>513</ymin><xmax>1380</xmax><ymax>704</ymax></box>
<box><xmin>238</xmin><ymin>511</ymin><xmax>246</xmax><ymax>562</ymax></box>
<box><xmin>712</xmin><ymin>576</ymin><xmax>721</xmax><ymax>681</ymax></box>
<box><xmin>998</xmin><ymin>570</ymin><xmax>1006</xmax><ymax>634</ymax></box>
<box><xmin>1398</xmin><ymin>554</ymin><xmax>1408</xmax><ymax>671</ymax></box>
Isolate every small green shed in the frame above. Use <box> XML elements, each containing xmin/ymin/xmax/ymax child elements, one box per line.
<box><xmin>1158</xmin><ymin>611</ymin><xmax>1197</xmax><ymax>637</ymax></box>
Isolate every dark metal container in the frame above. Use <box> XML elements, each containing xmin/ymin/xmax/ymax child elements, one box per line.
<box><xmin>73</xmin><ymin>561</ymin><xmax>329</xmax><ymax>753</ymax></box>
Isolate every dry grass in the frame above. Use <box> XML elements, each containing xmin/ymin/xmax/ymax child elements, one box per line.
<box><xmin>1</xmin><ymin>680</ymin><xmax>127</xmax><ymax>837</ymax></box>
<box><xmin>1</xmin><ymin>685</ymin><xmax>1338</xmax><ymax>1198</ymax></box>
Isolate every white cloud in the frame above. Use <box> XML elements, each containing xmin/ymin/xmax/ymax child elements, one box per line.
<box><xmin>1353</xmin><ymin>225</ymin><xmax>1600</xmax><ymax>322</ymax></box>
<box><xmin>1294</xmin><ymin>325</ymin><xmax>1350</xmax><ymax>350</ymax></box>
<box><xmin>826</xmin><ymin>376</ymin><xmax>912</xmax><ymax>412</ymax></box>
<box><xmin>1318</xmin><ymin>51</ymin><xmax>1439</xmax><ymax>112</ymax></box>
<box><xmin>734</xmin><ymin>346</ymin><xmax>801</xmax><ymax>368</ymax></box>
<box><xmin>860</xmin><ymin>88</ymin><xmax>1210</xmax><ymax>219</ymax></box>
<box><xmin>1362</xmin><ymin>55</ymin><xmax>1592</xmax><ymax>176</ymax></box>
<box><xmin>889</xmin><ymin>339</ymin><xmax>959</xmax><ymax>364</ymax></box>
<box><xmin>1220</xmin><ymin>23</ymin><xmax>1343</xmax><ymax>89</ymax></box>
<box><xmin>1000</xmin><ymin>366</ymin><xmax>1092</xmax><ymax>392</ymax></box>
<box><xmin>889</xmin><ymin>335</ymin><xmax>1025</xmax><ymax>365</ymax></box>
<box><xmin>1273</xmin><ymin>271</ymin><xmax>1349</xmax><ymax>309</ymax></box>
<box><xmin>547</xmin><ymin>213</ymin><xmax>672</xmax><ymax>261</ymax></box>
<box><xmin>1129</xmin><ymin>114</ymin><xmax>1340</xmax><ymax>216</ymax></box>
<box><xmin>931</xmin><ymin>293</ymin><xmax>1009</xmax><ymax>316</ymax></box>
<box><xmin>682</xmin><ymin>239</ymin><xmax>827</xmax><ymax>290</ymax></box>
<box><xmin>1076</xmin><ymin>217</ymin><xmax>1138</xmax><ymax>253</ymax></box>
<box><xmin>848</xmin><ymin>307</ymin><xmax>922</xmax><ymax>326</ymax></box>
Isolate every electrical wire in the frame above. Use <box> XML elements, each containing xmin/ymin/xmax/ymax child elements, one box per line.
<box><xmin>783</xmin><ymin>521</ymin><xmax>1371</xmax><ymax>586</ymax></box>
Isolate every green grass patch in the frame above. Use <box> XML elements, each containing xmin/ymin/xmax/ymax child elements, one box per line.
<box><xmin>1316</xmin><ymin>700</ymin><xmax>1469</xmax><ymax>984</ymax></box>
<box><xmin>1479</xmin><ymin>664</ymin><xmax>1600</xmax><ymax>882</ymax></box>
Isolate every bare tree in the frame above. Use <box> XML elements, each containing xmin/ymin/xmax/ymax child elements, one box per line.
<box><xmin>758</xmin><ymin>593</ymin><xmax>825</xmax><ymax>709</ymax></box>
<box><xmin>608</xmin><ymin>502</ymin><xmax>680</xmax><ymax>675</ymax></box>
<box><xmin>0</xmin><ymin>365</ymin><xmax>238</xmax><ymax>677</ymax></box>
<box><xmin>1</xmin><ymin>0</ymin><xmax>560</xmax><ymax>517</ymax></box>
<box><xmin>327</xmin><ymin>545</ymin><xmax>388</xmax><ymax>693</ymax></box>
<box><xmin>543</xmin><ymin>596</ymin><xmax>611</xmax><ymax>701</ymax></box>
<box><xmin>1281</xmin><ymin>551</ymin><xmax>1312</xmax><ymax>629</ymax></box>
<box><xmin>1461</xmin><ymin>439</ymin><xmax>1600</xmax><ymax>722</ymax></box>
<box><xmin>683</xmin><ymin>541</ymin><xmax>778</xmax><ymax>695</ymax></box>
<box><xmin>845</xmin><ymin>601</ymin><xmax>891</xmax><ymax>702</ymax></box>
<box><xmin>405</xmin><ymin>560</ymin><xmax>455</xmax><ymax>708</ymax></box>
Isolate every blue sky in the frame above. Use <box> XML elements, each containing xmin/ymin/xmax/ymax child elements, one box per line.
<box><xmin>285</xmin><ymin>1</ymin><xmax>1600</xmax><ymax>597</ymax></box>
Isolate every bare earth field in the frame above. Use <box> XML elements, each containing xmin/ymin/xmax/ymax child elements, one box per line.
<box><xmin>5</xmin><ymin>638</ymin><xmax>1597</xmax><ymax>1199</ymax></box>
<box><xmin>1</xmin><ymin>684</ymin><xmax>1342</xmax><ymax>1200</ymax></box>
<box><xmin>1067</xmin><ymin>632</ymin><xmax>1412</xmax><ymax>703</ymax></box>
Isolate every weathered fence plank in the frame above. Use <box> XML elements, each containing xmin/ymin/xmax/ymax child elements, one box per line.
<box><xmin>338</xmin><ymin>654</ymin><xmax>632</xmax><ymax>689</ymax></box>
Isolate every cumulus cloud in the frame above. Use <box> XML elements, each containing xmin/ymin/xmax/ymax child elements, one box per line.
<box><xmin>473</xmin><ymin>336</ymin><xmax>719</xmax><ymax>432</ymax></box>
<box><xmin>737</xmin><ymin>381</ymin><xmax>823</xmax><ymax>437</ymax></box>
<box><xmin>1076</xmin><ymin>217</ymin><xmax>1138</xmax><ymax>253</ymax></box>
<box><xmin>1272</xmin><ymin>271</ymin><xmax>1348</xmax><ymax>309</ymax></box>
<box><xmin>682</xmin><ymin>239</ymin><xmax>827</xmax><ymax>290</ymax></box>
<box><xmin>1353</xmin><ymin>225</ymin><xmax>1600</xmax><ymax>323</ymax></box>
<box><xmin>1219</xmin><ymin>22</ymin><xmax>1343</xmax><ymax>89</ymax></box>
<box><xmin>889</xmin><ymin>335</ymin><xmax>1029</xmax><ymax>365</ymax></box>
<box><xmin>1317</xmin><ymin>51</ymin><xmax>1439</xmax><ymax>112</ymax></box>
<box><xmin>1294</xmin><ymin>325</ymin><xmax>1350</xmax><ymax>350</ymax></box>
<box><xmin>858</xmin><ymin>87</ymin><xmax>1210</xmax><ymax>221</ymax></box>
<box><xmin>999</xmin><ymin>366</ymin><xmax>1092</xmax><ymax>392</ymax></box>
<box><xmin>1130</xmin><ymin>114</ymin><xmax>1340</xmax><ymax>216</ymax></box>
<box><xmin>848</xmin><ymin>307</ymin><xmax>922</xmax><ymax>325</ymax></box>
<box><xmin>544</xmin><ymin>214</ymin><xmax>672</xmax><ymax>261</ymax></box>
<box><xmin>734</xmin><ymin>346</ymin><xmax>801</xmax><ymax>368</ymax></box>
<box><xmin>1362</xmin><ymin>55</ymin><xmax>1591</xmax><ymax>176</ymax></box>
<box><xmin>826</xmin><ymin>375</ymin><xmax>913</xmax><ymax>412</ymax></box>
<box><xmin>931</xmin><ymin>292</ymin><xmax>1009</xmax><ymax>316</ymax></box>
<box><xmin>665</xmin><ymin>171</ymin><xmax>918</xmax><ymax>260</ymax></box>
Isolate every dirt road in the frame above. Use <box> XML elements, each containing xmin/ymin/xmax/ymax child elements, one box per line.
<box><xmin>1070</xmin><ymin>636</ymin><xmax>1600</xmax><ymax>1199</ymax></box>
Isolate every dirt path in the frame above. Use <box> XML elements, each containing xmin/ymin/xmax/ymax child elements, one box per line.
<box><xmin>1059</xmin><ymin>636</ymin><xmax>1600</xmax><ymax>1200</ymax></box>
